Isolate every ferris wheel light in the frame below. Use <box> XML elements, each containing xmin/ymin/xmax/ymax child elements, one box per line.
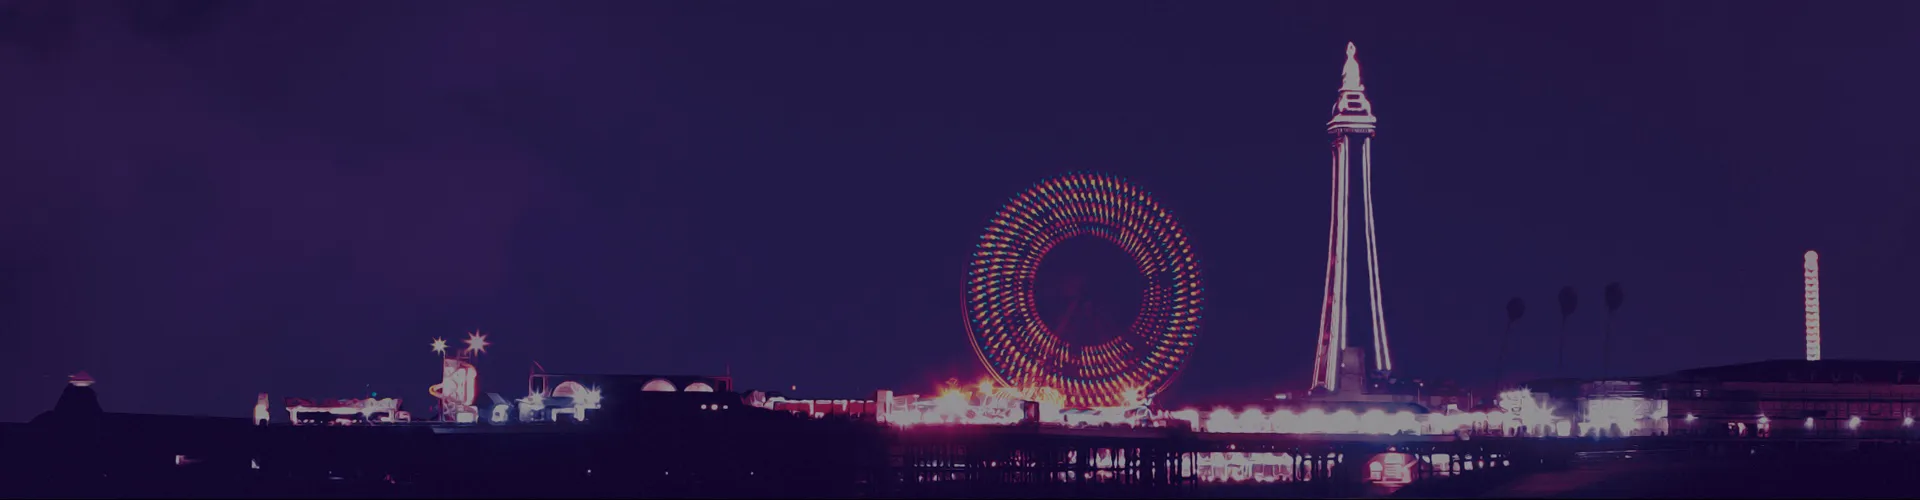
<box><xmin>963</xmin><ymin>173</ymin><xmax>1203</xmax><ymax>409</ymax></box>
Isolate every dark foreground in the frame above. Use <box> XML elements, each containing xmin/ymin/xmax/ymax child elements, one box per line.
<box><xmin>9</xmin><ymin>407</ymin><xmax>1920</xmax><ymax>499</ymax></box>
<box><xmin>1482</xmin><ymin>450</ymin><xmax>1920</xmax><ymax>499</ymax></box>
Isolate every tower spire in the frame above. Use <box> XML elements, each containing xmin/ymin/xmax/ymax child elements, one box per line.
<box><xmin>1340</xmin><ymin>42</ymin><xmax>1365</xmax><ymax>92</ymax></box>
<box><xmin>1328</xmin><ymin>42</ymin><xmax>1377</xmax><ymax>133</ymax></box>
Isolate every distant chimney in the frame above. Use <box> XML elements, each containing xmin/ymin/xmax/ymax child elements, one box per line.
<box><xmin>1804</xmin><ymin>251</ymin><xmax>1822</xmax><ymax>361</ymax></box>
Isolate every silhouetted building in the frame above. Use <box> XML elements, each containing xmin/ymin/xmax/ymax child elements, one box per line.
<box><xmin>1659</xmin><ymin>359</ymin><xmax>1920</xmax><ymax>437</ymax></box>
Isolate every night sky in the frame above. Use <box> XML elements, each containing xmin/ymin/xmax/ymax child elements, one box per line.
<box><xmin>2</xmin><ymin>1</ymin><xmax>1917</xmax><ymax>421</ymax></box>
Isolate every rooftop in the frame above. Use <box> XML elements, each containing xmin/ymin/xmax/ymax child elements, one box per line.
<box><xmin>1665</xmin><ymin>359</ymin><xmax>1920</xmax><ymax>384</ymax></box>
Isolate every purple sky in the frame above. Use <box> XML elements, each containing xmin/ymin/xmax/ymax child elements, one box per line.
<box><xmin>2</xmin><ymin>1</ymin><xmax>1916</xmax><ymax>421</ymax></box>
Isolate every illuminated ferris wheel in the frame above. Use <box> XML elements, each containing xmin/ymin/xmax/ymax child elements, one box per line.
<box><xmin>964</xmin><ymin>172</ymin><xmax>1204</xmax><ymax>409</ymax></box>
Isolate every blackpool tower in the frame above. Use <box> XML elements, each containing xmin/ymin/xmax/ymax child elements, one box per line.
<box><xmin>1311</xmin><ymin>42</ymin><xmax>1391</xmax><ymax>394</ymax></box>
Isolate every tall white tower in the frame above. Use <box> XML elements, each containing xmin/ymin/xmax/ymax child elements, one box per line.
<box><xmin>1804</xmin><ymin>250</ymin><xmax>1821</xmax><ymax>361</ymax></box>
<box><xmin>1311</xmin><ymin>43</ymin><xmax>1392</xmax><ymax>393</ymax></box>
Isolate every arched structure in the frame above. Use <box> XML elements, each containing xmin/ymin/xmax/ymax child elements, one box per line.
<box><xmin>552</xmin><ymin>381</ymin><xmax>588</xmax><ymax>399</ymax></box>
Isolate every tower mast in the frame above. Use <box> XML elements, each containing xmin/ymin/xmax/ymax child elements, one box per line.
<box><xmin>1312</xmin><ymin>43</ymin><xmax>1390</xmax><ymax>393</ymax></box>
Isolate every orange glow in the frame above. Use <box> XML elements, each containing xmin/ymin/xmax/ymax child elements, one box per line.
<box><xmin>884</xmin><ymin>382</ymin><xmax>1042</xmax><ymax>427</ymax></box>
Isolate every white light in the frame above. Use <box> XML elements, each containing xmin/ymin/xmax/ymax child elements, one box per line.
<box><xmin>1805</xmin><ymin>417</ymin><xmax>1816</xmax><ymax>429</ymax></box>
<box><xmin>1758</xmin><ymin>415</ymin><xmax>1770</xmax><ymax>425</ymax></box>
<box><xmin>1905</xmin><ymin>416</ymin><xmax>1914</xmax><ymax>427</ymax></box>
<box><xmin>1685</xmin><ymin>413</ymin><xmax>1697</xmax><ymax>423</ymax></box>
<box><xmin>1848</xmin><ymin>415</ymin><xmax>1862</xmax><ymax>430</ymax></box>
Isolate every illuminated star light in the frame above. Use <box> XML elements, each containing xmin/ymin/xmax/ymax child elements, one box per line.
<box><xmin>464</xmin><ymin>331</ymin><xmax>490</xmax><ymax>356</ymax></box>
<box><xmin>430</xmin><ymin>338</ymin><xmax>448</xmax><ymax>356</ymax></box>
